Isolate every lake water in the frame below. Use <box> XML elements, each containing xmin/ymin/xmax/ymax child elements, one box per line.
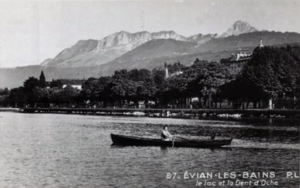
<box><xmin>0</xmin><ymin>112</ymin><xmax>299</xmax><ymax>188</ymax></box>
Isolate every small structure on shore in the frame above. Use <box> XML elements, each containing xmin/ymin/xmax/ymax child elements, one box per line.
<box><xmin>62</xmin><ymin>84</ymin><xmax>82</xmax><ymax>90</ymax></box>
<box><xmin>164</xmin><ymin>62</ymin><xmax>183</xmax><ymax>79</ymax></box>
<box><xmin>164</xmin><ymin>62</ymin><xmax>169</xmax><ymax>79</ymax></box>
<box><xmin>230</xmin><ymin>52</ymin><xmax>252</xmax><ymax>63</ymax></box>
<box><xmin>222</xmin><ymin>40</ymin><xmax>264</xmax><ymax>65</ymax></box>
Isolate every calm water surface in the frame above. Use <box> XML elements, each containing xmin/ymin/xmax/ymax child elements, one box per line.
<box><xmin>0</xmin><ymin>112</ymin><xmax>299</xmax><ymax>188</ymax></box>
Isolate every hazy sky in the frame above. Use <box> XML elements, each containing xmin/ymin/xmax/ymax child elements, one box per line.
<box><xmin>0</xmin><ymin>0</ymin><xmax>299</xmax><ymax>68</ymax></box>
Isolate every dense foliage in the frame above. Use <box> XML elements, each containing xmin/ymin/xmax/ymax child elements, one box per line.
<box><xmin>2</xmin><ymin>45</ymin><xmax>300</xmax><ymax>109</ymax></box>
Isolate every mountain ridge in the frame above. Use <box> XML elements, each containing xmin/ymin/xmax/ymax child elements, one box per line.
<box><xmin>106</xmin><ymin>31</ymin><xmax>300</xmax><ymax>69</ymax></box>
<box><xmin>40</xmin><ymin>20</ymin><xmax>260</xmax><ymax>68</ymax></box>
<box><xmin>219</xmin><ymin>20</ymin><xmax>258</xmax><ymax>38</ymax></box>
<box><xmin>42</xmin><ymin>30</ymin><xmax>215</xmax><ymax>68</ymax></box>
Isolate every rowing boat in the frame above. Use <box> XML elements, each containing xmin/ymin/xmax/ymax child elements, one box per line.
<box><xmin>111</xmin><ymin>134</ymin><xmax>232</xmax><ymax>148</ymax></box>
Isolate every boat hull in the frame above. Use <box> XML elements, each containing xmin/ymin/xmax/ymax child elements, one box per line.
<box><xmin>111</xmin><ymin>134</ymin><xmax>232</xmax><ymax>148</ymax></box>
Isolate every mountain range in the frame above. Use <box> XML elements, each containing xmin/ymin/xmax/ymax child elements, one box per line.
<box><xmin>41</xmin><ymin>31</ymin><xmax>216</xmax><ymax>68</ymax></box>
<box><xmin>2</xmin><ymin>20</ymin><xmax>300</xmax><ymax>88</ymax></box>
<box><xmin>41</xmin><ymin>20</ymin><xmax>254</xmax><ymax>68</ymax></box>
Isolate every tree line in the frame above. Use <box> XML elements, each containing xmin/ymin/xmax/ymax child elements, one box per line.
<box><xmin>1</xmin><ymin>45</ymin><xmax>300</xmax><ymax>109</ymax></box>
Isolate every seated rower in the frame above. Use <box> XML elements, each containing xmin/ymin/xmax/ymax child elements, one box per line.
<box><xmin>161</xmin><ymin>125</ymin><xmax>174</xmax><ymax>141</ymax></box>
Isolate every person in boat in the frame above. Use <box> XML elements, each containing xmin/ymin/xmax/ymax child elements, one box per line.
<box><xmin>161</xmin><ymin>125</ymin><xmax>174</xmax><ymax>141</ymax></box>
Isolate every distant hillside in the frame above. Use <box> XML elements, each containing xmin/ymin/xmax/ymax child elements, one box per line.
<box><xmin>0</xmin><ymin>66</ymin><xmax>106</xmax><ymax>89</ymax></box>
<box><xmin>0</xmin><ymin>66</ymin><xmax>45</xmax><ymax>89</ymax></box>
<box><xmin>112</xmin><ymin>39</ymin><xmax>197</xmax><ymax>63</ymax></box>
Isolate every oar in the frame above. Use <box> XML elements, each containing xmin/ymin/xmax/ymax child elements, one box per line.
<box><xmin>174</xmin><ymin>135</ymin><xmax>190</xmax><ymax>141</ymax></box>
<box><xmin>145</xmin><ymin>131</ymin><xmax>154</xmax><ymax>136</ymax></box>
<box><xmin>145</xmin><ymin>132</ymin><xmax>156</xmax><ymax>138</ymax></box>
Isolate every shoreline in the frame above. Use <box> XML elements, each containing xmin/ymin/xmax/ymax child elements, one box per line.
<box><xmin>0</xmin><ymin>108</ymin><xmax>21</xmax><ymax>112</ymax></box>
<box><xmin>18</xmin><ymin>107</ymin><xmax>300</xmax><ymax>119</ymax></box>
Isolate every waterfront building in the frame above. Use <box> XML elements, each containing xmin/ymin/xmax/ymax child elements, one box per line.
<box><xmin>62</xmin><ymin>84</ymin><xmax>82</xmax><ymax>90</ymax></box>
<box><xmin>164</xmin><ymin>62</ymin><xmax>183</xmax><ymax>79</ymax></box>
<box><xmin>222</xmin><ymin>40</ymin><xmax>264</xmax><ymax>65</ymax></box>
<box><xmin>230</xmin><ymin>52</ymin><xmax>252</xmax><ymax>63</ymax></box>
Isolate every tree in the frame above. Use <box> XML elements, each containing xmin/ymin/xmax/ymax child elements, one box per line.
<box><xmin>39</xmin><ymin>71</ymin><xmax>47</xmax><ymax>88</ymax></box>
<box><xmin>21</xmin><ymin>77</ymin><xmax>40</xmax><ymax>107</ymax></box>
<box><xmin>242</xmin><ymin>46</ymin><xmax>300</xmax><ymax>109</ymax></box>
<box><xmin>24</xmin><ymin>77</ymin><xmax>40</xmax><ymax>91</ymax></box>
<box><xmin>8</xmin><ymin>87</ymin><xmax>27</xmax><ymax>107</ymax></box>
<box><xmin>61</xmin><ymin>85</ymin><xmax>80</xmax><ymax>106</ymax></box>
<box><xmin>152</xmin><ymin>68</ymin><xmax>166</xmax><ymax>87</ymax></box>
<box><xmin>48</xmin><ymin>85</ymin><xmax>80</xmax><ymax>107</ymax></box>
<box><xmin>186</xmin><ymin>62</ymin><xmax>232</xmax><ymax>108</ymax></box>
<box><xmin>32</xmin><ymin>87</ymin><xmax>49</xmax><ymax>107</ymax></box>
<box><xmin>128</xmin><ymin>69</ymin><xmax>151</xmax><ymax>82</ymax></box>
<box><xmin>220</xmin><ymin>76</ymin><xmax>267</xmax><ymax>109</ymax></box>
<box><xmin>50</xmin><ymin>79</ymin><xmax>63</xmax><ymax>89</ymax></box>
<box><xmin>0</xmin><ymin>88</ymin><xmax>9</xmax><ymax>107</ymax></box>
<box><xmin>81</xmin><ymin>77</ymin><xmax>111</xmax><ymax>106</ymax></box>
<box><xmin>0</xmin><ymin>88</ymin><xmax>9</xmax><ymax>95</ymax></box>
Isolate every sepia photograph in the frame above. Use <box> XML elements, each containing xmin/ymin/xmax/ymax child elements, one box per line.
<box><xmin>0</xmin><ymin>0</ymin><xmax>299</xmax><ymax>187</ymax></box>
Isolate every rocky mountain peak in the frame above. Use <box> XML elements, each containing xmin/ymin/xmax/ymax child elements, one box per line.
<box><xmin>187</xmin><ymin>33</ymin><xmax>217</xmax><ymax>44</ymax></box>
<box><xmin>219</xmin><ymin>20</ymin><xmax>258</xmax><ymax>38</ymax></box>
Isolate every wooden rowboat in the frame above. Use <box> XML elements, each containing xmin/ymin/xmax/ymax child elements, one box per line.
<box><xmin>111</xmin><ymin>134</ymin><xmax>232</xmax><ymax>148</ymax></box>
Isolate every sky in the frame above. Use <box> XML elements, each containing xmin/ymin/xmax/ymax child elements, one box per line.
<box><xmin>0</xmin><ymin>0</ymin><xmax>300</xmax><ymax>68</ymax></box>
